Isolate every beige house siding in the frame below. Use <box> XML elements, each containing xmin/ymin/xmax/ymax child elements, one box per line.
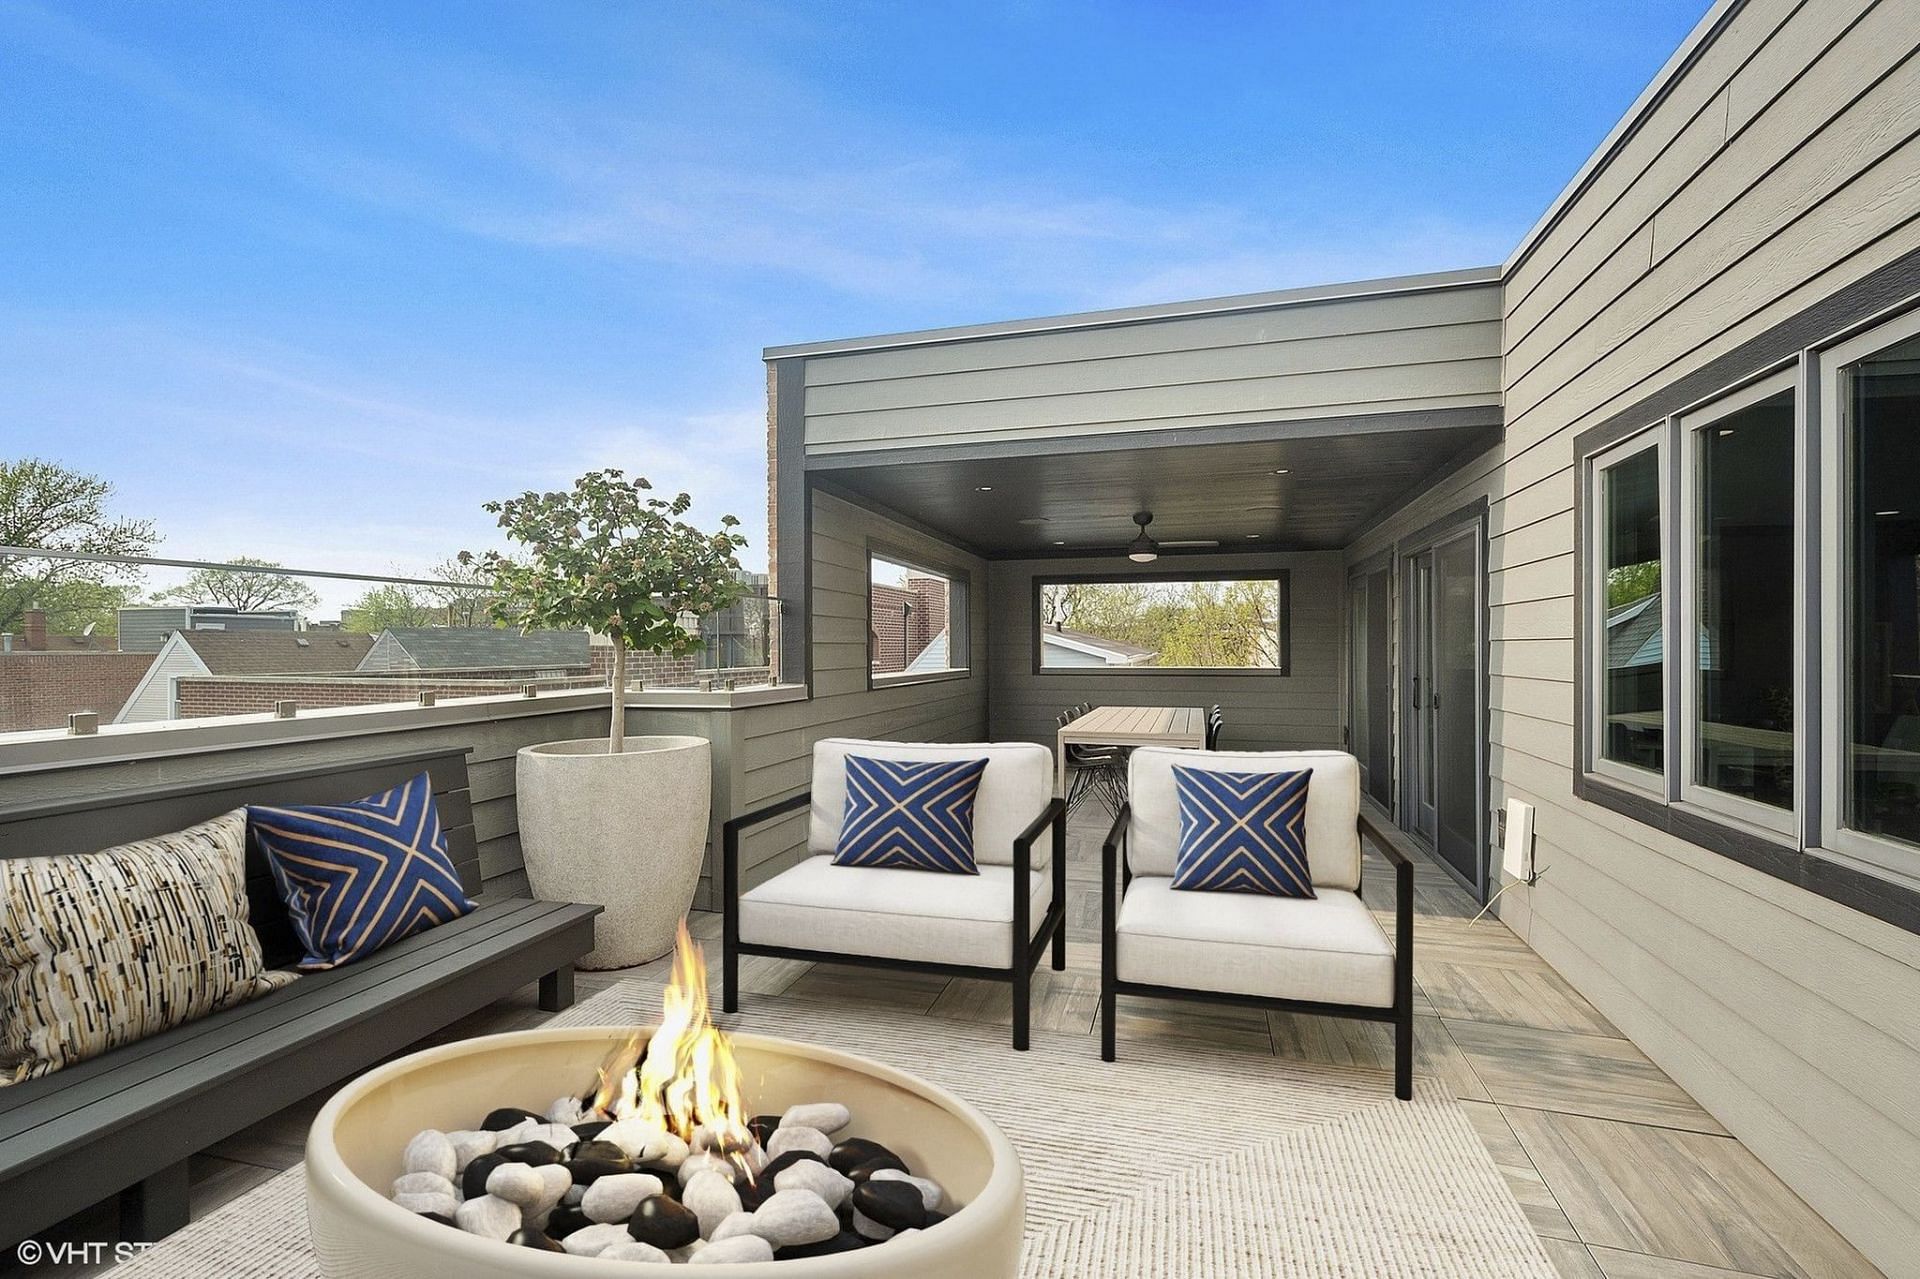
<box><xmin>790</xmin><ymin>273</ymin><xmax>1504</xmax><ymax>456</ymax></box>
<box><xmin>1349</xmin><ymin>0</ymin><xmax>1920</xmax><ymax>1265</ymax></box>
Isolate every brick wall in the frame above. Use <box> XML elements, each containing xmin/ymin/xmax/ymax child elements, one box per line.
<box><xmin>869</xmin><ymin>577</ymin><xmax>950</xmax><ymax>674</ymax></box>
<box><xmin>0</xmin><ymin>652</ymin><xmax>153</xmax><ymax>732</ymax></box>
<box><xmin>588</xmin><ymin>647</ymin><xmax>699</xmax><ymax>687</ymax></box>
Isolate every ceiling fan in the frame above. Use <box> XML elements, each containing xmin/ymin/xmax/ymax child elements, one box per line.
<box><xmin>1126</xmin><ymin>511</ymin><xmax>1218</xmax><ymax>562</ymax></box>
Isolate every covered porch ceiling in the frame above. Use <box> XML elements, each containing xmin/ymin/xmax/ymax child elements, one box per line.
<box><xmin>808</xmin><ymin>413</ymin><xmax>1501</xmax><ymax>557</ymax></box>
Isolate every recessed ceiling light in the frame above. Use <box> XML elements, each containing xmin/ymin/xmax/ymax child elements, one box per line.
<box><xmin>1245</xmin><ymin>533</ymin><xmax>1260</xmax><ymax>539</ymax></box>
<box><xmin>1052</xmin><ymin>540</ymin><xmax>1066</xmax><ymax>545</ymax></box>
<box><xmin>974</xmin><ymin>485</ymin><xmax>994</xmax><ymax>492</ymax></box>
<box><xmin>1877</xmin><ymin>509</ymin><xmax>1902</xmax><ymax>517</ymax></box>
<box><xmin>1717</xmin><ymin>428</ymin><xmax>1735</xmax><ymax>437</ymax></box>
<box><xmin>1272</xmin><ymin>468</ymin><xmax>1290</xmax><ymax>475</ymax></box>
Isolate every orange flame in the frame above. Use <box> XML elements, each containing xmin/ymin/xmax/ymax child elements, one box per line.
<box><xmin>591</xmin><ymin>920</ymin><xmax>748</xmax><ymax>1158</ymax></box>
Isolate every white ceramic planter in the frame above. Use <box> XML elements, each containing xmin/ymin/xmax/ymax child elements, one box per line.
<box><xmin>517</xmin><ymin>736</ymin><xmax>710</xmax><ymax>968</ymax></box>
<box><xmin>306</xmin><ymin>1026</ymin><xmax>1025</xmax><ymax>1279</ymax></box>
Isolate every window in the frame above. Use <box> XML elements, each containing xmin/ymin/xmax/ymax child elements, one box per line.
<box><xmin>1590</xmin><ymin>433</ymin><xmax>1666</xmax><ymax>785</ymax></box>
<box><xmin>1824</xmin><ymin>308</ymin><xmax>1920</xmax><ymax>870</ymax></box>
<box><xmin>1578</xmin><ymin>298</ymin><xmax>1920</xmax><ymax>910</ymax></box>
<box><xmin>1680</xmin><ymin>375</ymin><xmax>1798</xmax><ymax>828</ymax></box>
<box><xmin>1035</xmin><ymin>572</ymin><xmax>1289</xmax><ymax>673</ymax></box>
<box><xmin>868</xmin><ymin>552</ymin><xmax>968</xmax><ymax>683</ymax></box>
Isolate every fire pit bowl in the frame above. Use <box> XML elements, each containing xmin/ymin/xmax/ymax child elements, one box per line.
<box><xmin>306</xmin><ymin>1025</ymin><xmax>1023</xmax><ymax>1278</ymax></box>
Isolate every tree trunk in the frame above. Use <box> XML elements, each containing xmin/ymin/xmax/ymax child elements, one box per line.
<box><xmin>610</xmin><ymin>641</ymin><xmax>628</xmax><ymax>754</ymax></box>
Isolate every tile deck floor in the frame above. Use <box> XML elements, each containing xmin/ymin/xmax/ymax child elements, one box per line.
<box><xmin>7</xmin><ymin>810</ymin><xmax>1882</xmax><ymax>1279</ymax></box>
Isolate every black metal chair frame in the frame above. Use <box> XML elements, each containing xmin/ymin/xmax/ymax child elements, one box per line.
<box><xmin>1100</xmin><ymin>802</ymin><xmax>1415</xmax><ymax>1099</ymax></box>
<box><xmin>722</xmin><ymin>792</ymin><xmax>1068</xmax><ymax>1050</ymax></box>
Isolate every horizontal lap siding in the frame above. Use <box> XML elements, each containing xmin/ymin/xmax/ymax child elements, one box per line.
<box><xmin>719</xmin><ymin>490</ymin><xmax>991</xmax><ymax>897</ymax></box>
<box><xmin>986</xmin><ymin>551</ymin><xmax>1345</xmax><ymax>752</ymax></box>
<box><xmin>799</xmin><ymin>285</ymin><xmax>1503</xmax><ymax>455</ymax></box>
<box><xmin>1356</xmin><ymin>0</ymin><xmax>1920</xmax><ymax>1266</ymax></box>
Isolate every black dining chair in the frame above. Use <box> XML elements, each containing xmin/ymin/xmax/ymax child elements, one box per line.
<box><xmin>1205</xmin><ymin>704</ymin><xmax>1223</xmax><ymax>750</ymax></box>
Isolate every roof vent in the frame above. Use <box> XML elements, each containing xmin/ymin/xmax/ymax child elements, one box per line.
<box><xmin>295</xmin><ymin>637</ymin><xmax>311</xmax><ymax>647</ymax></box>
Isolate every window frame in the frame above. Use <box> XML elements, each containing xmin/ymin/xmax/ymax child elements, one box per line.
<box><xmin>1029</xmin><ymin>567</ymin><xmax>1292</xmax><ymax>677</ymax></box>
<box><xmin>1585</xmin><ymin>426</ymin><xmax>1671</xmax><ymax>797</ymax></box>
<box><xmin>865</xmin><ymin>544</ymin><xmax>972</xmax><ymax>689</ymax></box>
<box><xmin>1673</xmin><ymin>366</ymin><xmax>1804</xmax><ymax>839</ymax></box>
<box><xmin>1817</xmin><ymin>304</ymin><xmax>1920</xmax><ymax>882</ymax></box>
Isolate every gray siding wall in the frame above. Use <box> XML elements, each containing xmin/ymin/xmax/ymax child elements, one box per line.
<box><xmin>987</xmin><ymin>551</ymin><xmax>1345</xmax><ymax>752</ymax></box>
<box><xmin>1352</xmin><ymin>0</ymin><xmax>1920</xmax><ymax>1265</ymax></box>
<box><xmin>722</xmin><ymin>488</ymin><xmax>992</xmax><ymax>894</ymax></box>
<box><xmin>797</xmin><ymin>278</ymin><xmax>1504</xmax><ymax>456</ymax></box>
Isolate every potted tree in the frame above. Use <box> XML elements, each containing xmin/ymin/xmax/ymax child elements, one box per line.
<box><xmin>466</xmin><ymin>470</ymin><xmax>747</xmax><ymax>968</ymax></box>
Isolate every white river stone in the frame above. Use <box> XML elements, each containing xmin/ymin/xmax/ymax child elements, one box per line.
<box><xmin>597</xmin><ymin>1118</ymin><xmax>662</xmax><ymax>1160</ymax></box>
<box><xmin>402</xmin><ymin>1130</ymin><xmax>457</xmax><ymax>1182</ymax></box>
<box><xmin>778</xmin><ymin>1102</ymin><xmax>851</xmax><ymax>1135</ymax></box>
<box><xmin>529</xmin><ymin>1163</ymin><xmax>572</xmax><ymax>1218</ymax></box>
<box><xmin>750</xmin><ymin>1188</ymin><xmax>839</xmax><ymax>1248</ymax></box>
<box><xmin>527</xmin><ymin>1122</ymin><xmax>578</xmax><ymax>1151</ymax></box>
<box><xmin>677</xmin><ymin>1150</ymin><xmax>739</xmax><ymax>1186</ymax></box>
<box><xmin>682</xmin><ymin>1169</ymin><xmax>743</xmax><ymax>1237</ymax></box>
<box><xmin>709</xmin><ymin>1211</ymin><xmax>759</xmax><ymax>1242</ymax></box>
<box><xmin>601</xmin><ymin>1241</ymin><xmax>672</xmax><ymax>1263</ymax></box>
<box><xmin>690</xmin><ymin>1235</ymin><xmax>774</xmax><ymax>1264</ymax></box>
<box><xmin>871</xmin><ymin>1167</ymin><xmax>944</xmax><ymax>1211</ymax></box>
<box><xmin>446</xmin><ymin>1129</ymin><xmax>496</xmax><ymax>1170</ymax></box>
<box><xmin>484</xmin><ymin>1163</ymin><xmax>544</xmax><ymax>1208</ymax></box>
<box><xmin>773</xmin><ymin>1159</ymin><xmax>853</xmax><ymax>1209</ymax></box>
<box><xmin>851</xmin><ymin>1207</ymin><xmax>894</xmax><ymax>1241</ymax></box>
<box><xmin>391</xmin><ymin>1190</ymin><xmax>457</xmax><ymax>1218</ymax></box>
<box><xmin>453</xmin><ymin>1194</ymin><xmax>520</xmax><ymax>1240</ymax></box>
<box><xmin>546</xmin><ymin>1095</ymin><xmax>588</xmax><ymax>1125</ymax></box>
<box><xmin>582</xmin><ymin>1172</ymin><xmax>663</xmax><ymax>1224</ymax></box>
<box><xmin>764</xmin><ymin>1126</ymin><xmax>832</xmax><ymax>1162</ymax></box>
<box><xmin>494</xmin><ymin>1117</ymin><xmax>543</xmax><ymax>1147</ymax></box>
<box><xmin>391</xmin><ymin>1171</ymin><xmax>455</xmax><ymax>1199</ymax></box>
<box><xmin>560</xmin><ymin>1222</ymin><xmax>634</xmax><ymax>1257</ymax></box>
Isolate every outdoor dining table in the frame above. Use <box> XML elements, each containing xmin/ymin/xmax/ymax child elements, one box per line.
<box><xmin>1054</xmin><ymin>704</ymin><xmax>1207</xmax><ymax>796</ymax></box>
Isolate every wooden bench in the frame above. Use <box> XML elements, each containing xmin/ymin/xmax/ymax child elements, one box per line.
<box><xmin>0</xmin><ymin>747</ymin><xmax>600</xmax><ymax>1250</ymax></box>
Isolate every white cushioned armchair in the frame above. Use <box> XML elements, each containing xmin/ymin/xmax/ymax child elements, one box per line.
<box><xmin>722</xmin><ymin>738</ymin><xmax>1067</xmax><ymax>1049</ymax></box>
<box><xmin>1102</xmin><ymin>747</ymin><xmax>1414</xmax><ymax>1098</ymax></box>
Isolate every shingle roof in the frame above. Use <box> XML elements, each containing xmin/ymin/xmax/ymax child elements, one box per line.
<box><xmin>1043</xmin><ymin>625</ymin><xmax>1158</xmax><ymax>660</ymax></box>
<box><xmin>177</xmin><ymin>630</ymin><xmax>375</xmax><ymax>675</ymax></box>
<box><xmin>375</xmin><ymin>628</ymin><xmax>592</xmax><ymax>671</ymax></box>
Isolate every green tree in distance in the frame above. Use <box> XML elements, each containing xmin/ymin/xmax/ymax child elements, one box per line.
<box><xmin>342</xmin><ymin>558</ymin><xmax>499</xmax><ymax>633</ymax></box>
<box><xmin>158</xmin><ymin>556</ymin><xmax>320</xmax><ymax>613</ymax></box>
<box><xmin>1040</xmin><ymin>578</ymin><xmax>1280</xmax><ymax>667</ymax></box>
<box><xmin>0</xmin><ymin>457</ymin><xmax>157</xmax><ymax>637</ymax></box>
<box><xmin>465</xmin><ymin>470</ymin><xmax>746</xmax><ymax>752</ymax></box>
<box><xmin>1605</xmin><ymin>560</ymin><xmax>1661</xmax><ymax>610</ymax></box>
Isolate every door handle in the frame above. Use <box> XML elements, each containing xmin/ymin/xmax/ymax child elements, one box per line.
<box><xmin>1412</xmin><ymin>675</ymin><xmax>1421</xmax><ymax>708</ymax></box>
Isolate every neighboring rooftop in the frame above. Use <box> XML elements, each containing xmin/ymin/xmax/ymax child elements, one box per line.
<box><xmin>359</xmin><ymin>628</ymin><xmax>593</xmax><ymax>673</ymax></box>
<box><xmin>176</xmin><ymin>630</ymin><xmax>375</xmax><ymax>675</ymax></box>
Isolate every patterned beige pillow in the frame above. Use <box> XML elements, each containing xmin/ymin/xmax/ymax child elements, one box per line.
<box><xmin>0</xmin><ymin>808</ymin><xmax>297</xmax><ymax>1085</ymax></box>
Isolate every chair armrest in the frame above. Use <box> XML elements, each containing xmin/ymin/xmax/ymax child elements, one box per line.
<box><xmin>1356</xmin><ymin>809</ymin><xmax>1415</xmax><ymax>1009</ymax></box>
<box><xmin>1012</xmin><ymin>798</ymin><xmax>1067</xmax><ymax>954</ymax></box>
<box><xmin>1101</xmin><ymin>804</ymin><xmax>1131</xmax><ymax>980</ymax></box>
<box><xmin>721</xmin><ymin>791</ymin><xmax>813</xmax><ymax>912</ymax></box>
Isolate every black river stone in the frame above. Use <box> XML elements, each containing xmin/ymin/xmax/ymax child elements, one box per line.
<box><xmin>828</xmin><ymin>1138</ymin><xmax>905</xmax><ymax>1176</ymax></box>
<box><xmin>461</xmin><ymin>1153</ymin><xmax>507</xmax><ymax>1201</ymax></box>
<box><xmin>543</xmin><ymin>1204</ymin><xmax>592</xmax><ymax>1239</ymax></box>
<box><xmin>494</xmin><ymin>1141</ymin><xmax>563</xmax><ymax>1168</ymax></box>
<box><xmin>421</xmin><ymin>1212</ymin><xmax>456</xmax><ymax>1228</ymax></box>
<box><xmin>747</xmin><ymin>1114</ymin><xmax>782</xmax><ymax>1147</ymax></box>
<box><xmin>760</xmin><ymin>1149</ymin><xmax>826</xmax><ymax>1180</ymax></box>
<box><xmin>775</xmin><ymin>1230</ymin><xmax>871</xmax><ymax>1259</ymax></box>
<box><xmin>507</xmin><ymin>1228</ymin><xmax>566</xmax><ymax>1252</ymax></box>
<box><xmin>846</xmin><ymin>1158</ymin><xmax>910</xmax><ymax>1184</ymax></box>
<box><xmin>565</xmin><ymin>1140</ymin><xmax>633</xmax><ymax>1186</ymax></box>
<box><xmin>627</xmin><ymin>1195</ymin><xmax>701</xmax><ymax>1250</ymax></box>
<box><xmin>852</xmin><ymin>1178</ymin><xmax>927</xmax><ymax>1232</ymax></box>
<box><xmin>571</xmin><ymin>1120</ymin><xmax>612</xmax><ymax>1143</ymax></box>
<box><xmin>481</xmin><ymin>1107</ymin><xmax>545</xmax><ymax>1132</ymax></box>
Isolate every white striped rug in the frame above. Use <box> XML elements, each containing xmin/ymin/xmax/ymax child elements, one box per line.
<box><xmin>117</xmin><ymin>978</ymin><xmax>1554</xmax><ymax>1277</ymax></box>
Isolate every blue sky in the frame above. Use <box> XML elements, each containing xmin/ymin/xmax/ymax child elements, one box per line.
<box><xmin>1</xmin><ymin>0</ymin><xmax>1706</xmax><ymax>615</ymax></box>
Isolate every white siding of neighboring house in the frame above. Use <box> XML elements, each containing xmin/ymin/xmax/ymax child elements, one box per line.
<box><xmin>357</xmin><ymin>633</ymin><xmax>413</xmax><ymax>673</ymax></box>
<box><xmin>113</xmin><ymin>633</ymin><xmax>211</xmax><ymax>724</ymax></box>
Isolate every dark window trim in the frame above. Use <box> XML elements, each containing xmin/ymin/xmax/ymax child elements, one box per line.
<box><xmin>866</xmin><ymin>540</ymin><xmax>973</xmax><ymax>691</ymax></box>
<box><xmin>1029</xmin><ymin>567</ymin><xmax>1291</xmax><ymax>677</ymax></box>
<box><xmin>1570</xmin><ymin>247</ymin><xmax>1920</xmax><ymax>938</ymax></box>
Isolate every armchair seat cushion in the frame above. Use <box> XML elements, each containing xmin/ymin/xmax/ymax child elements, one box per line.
<box><xmin>739</xmin><ymin>856</ymin><xmax>1051</xmax><ymax>969</ymax></box>
<box><xmin>1115</xmin><ymin>876</ymin><xmax>1394</xmax><ymax>1008</ymax></box>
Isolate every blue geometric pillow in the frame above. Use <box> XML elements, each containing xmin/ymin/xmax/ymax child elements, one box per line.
<box><xmin>1170</xmin><ymin>766</ymin><xmax>1316</xmax><ymax>898</ymax></box>
<box><xmin>248</xmin><ymin>771</ymin><xmax>476</xmax><ymax>971</ymax></box>
<box><xmin>831</xmin><ymin>755</ymin><xmax>989</xmax><ymax>874</ymax></box>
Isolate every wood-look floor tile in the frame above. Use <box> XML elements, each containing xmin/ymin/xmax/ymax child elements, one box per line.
<box><xmin>929</xmin><ymin>969</ymin><xmax>1100</xmax><ymax>1036</ymax></box>
<box><xmin>1418</xmin><ymin>958</ymin><xmax>1620</xmax><ymax>1037</ymax></box>
<box><xmin>1588</xmin><ymin>1246</ymin><xmax>1781</xmax><ymax>1279</ymax></box>
<box><xmin>1444</xmin><ymin>1019</ymin><xmax>1726</xmax><ymax>1135</ymax></box>
<box><xmin>782</xmin><ymin>963</ymin><xmax>951</xmax><ymax>1013</ymax></box>
<box><xmin>1104</xmin><ymin>992</ymin><xmax>1274</xmax><ymax>1054</ymax></box>
<box><xmin>1544</xmin><ymin>1239</ymin><xmax>1610</xmax><ymax>1279</ymax></box>
<box><xmin>1459</xmin><ymin>1099</ymin><xmax>1582</xmax><ymax>1242</ymax></box>
<box><xmin>187</xmin><ymin>1155</ymin><xmax>281</xmax><ymax>1216</ymax></box>
<box><xmin>1504</xmin><ymin>1108</ymin><xmax>1876</xmax><ymax>1279</ymax></box>
<box><xmin>1265</xmin><ymin>1012</ymin><xmax>1488</xmax><ymax>1101</ymax></box>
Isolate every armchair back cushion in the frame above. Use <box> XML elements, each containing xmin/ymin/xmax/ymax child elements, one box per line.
<box><xmin>810</xmin><ymin>739</ymin><xmax>1053</xmax><ymax>868</ymax></box>
<box><xmin>1129</xmin><ymin>748</ymin><xmax>1362</xmax><ymax>890</ymax></box>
